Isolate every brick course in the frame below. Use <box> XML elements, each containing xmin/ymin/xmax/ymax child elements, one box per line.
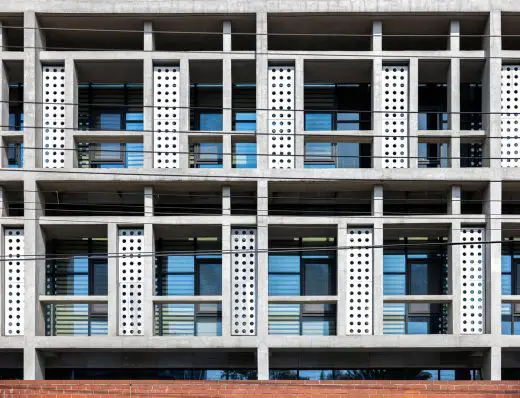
<box><xmin>0</xmin><ymin>381</ymin><xmax>519</xmax><ymax>397</ymax></box>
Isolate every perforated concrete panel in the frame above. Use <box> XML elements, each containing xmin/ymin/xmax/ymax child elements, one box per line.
<box><xmin>231</xmin><ymin>228</ymin><xmax>256</xmax><ymax>336</ymax></box>
<box><xmin>501</xmin><ymin>65</ymin><xmax>520</xmax><ymax>167</ymax></box>
<box><xmin>153</xmin><ymin>66</ymin><xmax>180</xmax><ymax>168</ymax></box>
<box><xmin>118</xmin><ymin>229</ymin><xmax>144</xmax><ymax>335</ymax></box>
<box><xmin>42</xmin><ymin>65</ymin><xmax>66</xmax><ymax>168</ymax></box>
<box><xmin>460</xmin><ymin>228</ymin><xmax>485</xmax><ymax>334</ymax></box>
<box><xmin>4</xmin><ymin>229</ymin><xmax>24</xmax><ymax>336</ymax></box>
<box><xmin>268</xmin><ymin>66</ymin><xmax>295</xmax><ymax>169</ymax></box>
<box><xmin>382</xmin><ymin>66</ymin><xmax>409</xmax><ymax>168</ymax></box>
<box><xmin>346</xmin><ymin>228</ymin><xmax>373</xmax><ymax>335</ymax></box>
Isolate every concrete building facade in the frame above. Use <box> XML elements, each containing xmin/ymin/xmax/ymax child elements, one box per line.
<box><xmin>0</xmin><ymin>0</ymin><xmax>519</xmax><ymax>382</ymax></box>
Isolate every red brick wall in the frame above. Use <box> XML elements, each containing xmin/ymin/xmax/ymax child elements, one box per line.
<box><xmin>0</xmin><ymin>380</ymin><xmax>520</xmax><ymax>397</ymax></box>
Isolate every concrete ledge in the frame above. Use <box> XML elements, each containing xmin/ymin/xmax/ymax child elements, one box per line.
<box><xmin>383</xmin><ymin>295</ymin><xmax>453</xmax><ymax>303</ymax></box>
<box><xmin>268</xmin><ymin>296</ymin><xmax>338</xmax><ymax>303</ymax></box>
<box><xmin>38</xmin><ymin>295</ymin><xmax>108</xmax><ymax>304</ymax></box>
<box><xmin>501</xmin><ymin>295</ymin><xmax>520</xmax><ymax>303</ymax></box>
<box><xmin>153</xmin><ymin>295</ymin><xmax>222</xmax><ymax>303</ymax></box>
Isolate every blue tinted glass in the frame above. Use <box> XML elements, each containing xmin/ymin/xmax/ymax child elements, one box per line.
<box><xmin>301</xmin><ymin>317</ymin><xmax>333</xmax><ymax>336</ymax></box>
<box><xmin>234</xmin><ymin>143</ymin><xmax>257</xmax><ymax>168</ymax></box>
<box><xmin>383</xmin><ymin>303</ymin><xmax>405</xmax><ymax>334</ymax></box>
<box><xmin>199</xmin><ymin>143</ymin><xmax>222</xmax><ymax>161</ymax></box>
<box><xmin>19</xmin><ymin>144</ymin><xmax>24</xmax><ymax>167</ymax></box>
<box><xmin>199</xmin><ymin>263</ymin><xmax>222</xmax><ymax>295</ymax></box>
<box><xmin>99</xmin><ymin>113</ymin><xmax>121</xmax><ymax>130</ymax></box>
<box><xmin>8</xmin><ymin>114</ymin><xmax>15</xmax><ymax>130</ymax></box>
<box><xmin>298</xmin><ymin>370</ymin><xmax>333</xmax><ymax>380</ymax></box>
<box><xmin>439</xmin><ymin>370</ymin><xmax>456</xmax><ymax>380</ymax></box>
<box><xmin>502</xmin><ymin>255</ymin><xmax>512</xmax><ymax>273</ymax></box>
<box><xmin>306</xmin><ymin>143</ymin><xmax>333</xmax><ymax>158</ymax></box>
<box><xmin>200</xmin><ymin>113</ymin><xmax>223</xmax><ymax>131</ymax></box>
<box><xmin>269</xmin><ymin>274</ymin><xmax>300</xmax><ymax>296</ymax></box>
<box><xmin>410</xmin><ymin>263</ymin><xmax>428</xmax><ymax>295</ymax></box>
<box><xmin>503</xmin><ymin>320</ymin><xmax>512</xmax><ymax>335</ymax></box>
<box><xmin>337</xmin><ymin>113</ymin><xmax>360</xmax><ymax>131</ymax></box>
<box><xmin>407</xmin><ymin>317</ymin><xmax>429</xmax><ymax>334</ymax></box>
<box><xmin>384</xmin><ymin>255</ymin><xmax>406</xmax><ymax>272</ymax></box>
<box><xmin>268</xmin><ymin>304</ymin><xmax>300</xmax><ymax>335</ymax></box>
<box><xmin>234</xmin><ymin>113</ymin><xmax>256</xmax><ymax>132</ymax></box>
<box><xmin>167</xmin><ymin>275</ymin><xmax>195</xmax><ymax>295</ymax></box>
<box><xmin>305</xmin><ymin>113</ymin><xmax>332</xmax><ymax>131</ymax></box>
<box><xmin>384</xmin><ymin>274</ymin><xmax>406</xmax><ymax>295</ymax></box>
<box><xmin>304</xmin><ymin>164</ymin><xmax>336</xmax><ymax>169</ymax></box>
<box><xmin>418</xmin><ymin>113</ymin><xmax>428</xmax><ymax>130</ymax></box>
<box><xmin>514</xmin><ymin>318</ymin><xmax>520</xmax><ymax>335</ymax></box>
<box><xmin>337</xmin><ymin>143</ymin><xmax>360</xmax><ymax>168</ymax></box>
<box><xmin>166</xmin><ymin>256</ymin><xmax>195</xmax><ymax>273</ymax></box>
<box><xmin>126</xmin><ymin>143</ymin><xmax>144</xmax><ymax>168</ymax></box>
<box><xmin>269</xmin><ymin>256</ymin><xmax>300</xmax><ymax>273</ymax></box>
<box><xmin>502</xmin><ymin>275</ymin><xmax>512</xmax><ymax>295</ymax></box>
<box><xmin>125</xmin><ymin>113</ymin><xmax>144</xmax><ymax>131</ymax></box>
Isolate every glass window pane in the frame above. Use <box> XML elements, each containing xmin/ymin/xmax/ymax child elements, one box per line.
<box><xmin>304</xmin><ymin>263</ymin><xmax>331</xmax><ymax>295</ymax></box>
<box><xmin>383</xmin><ymin>303</ymin><xmax>405</xmax><ymax>334</ymax></box>
<box><xmin>234</xmin><ymin>112</ymin><xmax>256</xmax><ymax>132</ymax></box>
<box><xmin>199</xmin><ymin>263</ymin><xmax>222</xmax><ymax>295</ymax></box>
<box><xmin>336</xmin><ymin>143</ymin><xmax>360</xmax><ymax>168</ymax></box>
<box><xmin>99</xmin><ymin>113</ymin><xmax>121</xmax><ymax>130</ymax></box>
<box><xmin>384</xmin><ymin>255</ymin><xmax>406</xmax><ymax>273</ymax></box>
<box><xmin>384</xmin><ymin>274</ymin><xmax>406</xmax><ymax>295</ymax></box>
<box><xmin>200</xmin><ymin>113</ymin><xmax>223</xmax><ymax>131</ymax></box>
<box><xmin>92</xmin><ymin>262</ymin><xmax>108</xmax><ymax>295</ymax></box>
<box><xmin>305</xmin><ymin>113</ymin><xmax>332</xmax><ymax>131</ymax></box>
<box><xmin>196</xmin><ymin>317</ymin><xmax>222</xmax><ymax>336</ymax></box>
<box><xmin>502</xmin><ymin>255</ymin><xmax>512</xmax><ymax>273</ymax></box>
<box><xmin>162</xmin><ymin>304</ymin><xmax>195</xmax><ymax>336</ymax></box>
<box><xmin>269</xmin><ymin>256</ymin><xmax>300</xmax><ymax>273</ymax></box>
<box><xmin>407</xmin><ymin>316</ymin><xmax>429</xmax><ymax>334</ymax></box>
<box><xmin>298</xmin><ymin>370</ymin><xmax>333</xmax><ymax>380</ymax></box>
<box><xmin>168</xmin><ymin>275</ymin><xmax>195</xmax><ymax>296</ymax></box>
<box><xmin>233</xmin><ymin>143</ymin><xmax>257</xmax><ymax>168</ymax></box>
<box><xmin>167</xmin><ymin>256</ymin><xmax>195</xmax><ymax>273</ymax></box>
<box><xmin>268</xmin><ymin>304</ymin><xmax>300</xmax><ymax>335</ymax></box>
<box><xmin>125</xmin><ymin>143</ymin><xmax>144</xmax><ymax>168</ymax></box>
<box><xmin>268</xmin><ymin>274</ymin><xmax>300</xmax><ymax>296</ymax></box>
<box><xmin>410</xmin><ymin>263</ymin><xmax>428</xmax><ymax>295</ymax></box>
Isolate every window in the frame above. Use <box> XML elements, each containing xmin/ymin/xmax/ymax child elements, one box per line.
<box><xmin>190</xmin><ymin>143</ymin><xmax>223</xmax><ymax>168</ymax></box>
<box><xmin>233</xmin><ymin>142</ymin><xmax>257</xmax><ymax>168</ymax></box>
<box><xmin>269</xmin><ymin>369</ymin><xmax>481</xmax><ymax>380</ymax></box>
<box><xmin>78</xmin><ymin>143</ymin><xmax>144</xmax><ymax>168</ymax></box>
<box><xmin>6</xmin><ymin>143</ymin><xmax>23</xmax><ymax>168</ymax></box>
<box><xmin>383</xmin><ymin>303</ymin><xmax>448</xmax><ymax>334</ymax></box>
<box><xmin>78</xmin><ymin>83</ymin><xmax>143</xmax><ymax>131</ymax></box>
<box><xmin>155</xmin><ymin>303</ymin><xmax>222</xmax><ymax>336</ymax></box>
<box><xmin>268</xmin><ymin>304</ymin><xmax>336</xmax><ymax>335</ymax></box>
<box><xmin>8</xmin><ymin>84</ymin><xmax>23</xmax><ymax>131</ymax></box>
<box><xmin>460</xmin><ymin>83</ymin><xmax>482</xmax><ymax>130</ymax></box>
<box><xmin>502</xmin><ymin>303</ymin><xmax>520</xmax><ymax>335</ymax></box>
<box><xmin>156</xmin><ymin>238</ymin><xmax>222</xmax><ymax>296</ymax></box>
<box><xmin>418</xmin><ymin>143</ymin><xmax>449</xmax><ymax>168</ymax></box>
<box><xmin>418</xmin><ymin>84</ymin><xmax>448</xmax><ymax>130</ymax></box>
<box><xmin>304</xmin><ymin>84</ymin><xmax>371</xmax><ymax>131</ymax></box>
<box><xmin>304</xmin><ymin>142</ymin><xmax>371</xmax><ymax>168</ymax></box>
<box><xmin>233</xmin><ymin>83</ymin><xmax>256</xmax><ymax>132</ymax></box>
<box><xmin>383</xmin><ymin>239</ymin><xmax>448</xmax><ymax>296</ymax></box>
<box><xmin>46</xmin><ymin>239</ymin><xmax>108</xmax><ymax>296</ymax></box>
<box><xmin>190</xmin><ymin>84</ymin><xmax>223</xmax><ymax>131</ymax></box>
<box><xmin>46</xmin><ymin>303</ymin><xmax>108</xmax><ymax>336</ymax></box>
<box><xmin>269</xmin><ymin>238</ymin><xmax>336</xmax><ymax>296</ymax></box>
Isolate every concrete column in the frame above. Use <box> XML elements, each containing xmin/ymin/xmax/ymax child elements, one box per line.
<box><xmin>64</xmin><ymin>58</ymin><xmax>77</xmax><ymax>168</ymax></box>
<box><xmin>295</xmin><ymin>58</ymin><xmax>304</xmax><ymax>169</ymax></box>
<box><xmin>256</xmin><ymin>179</ymin><xmax>269</xmax><ymax>340</ymax></box>
<box><xmin>482</xmin><ymin>11</ymin><xmax>501</xmax><ymax>169</ymax></box>
<box><xmin>408</xmin><ymin>58</ymin><xmax>419</xmax><ymax>168</ymax></box>
<box><xmin>372</xmin><ymin>21</ymin><xmax>382</xmax><ymax>52</ymax></box>
<box><xmin>23</xmin><ymin>11</ymin><xmax>45</xmax><ymax>168</ymax></box>
<box><xmin>372</xmin><ymin>58</ymin><xmax>383</xmax><ymax>169</ymax></box>
<box><xmin>222</xmin><ymin>20</ymin><xmax>233</xmax><ymax>170</ymax></box>
<box><xmin>372</xmin><ymin>184</ymin><xmax>383</xmax><ymax>217</ymax></box>
<box><xmin>484</xmin><ymin>181</ymin><xmax>502</xmax><ymax>336</ymax></box>
<box><xmin>448</xmin><ymin>185</ymin><xmax>461</xmax><ymax>215</ymax></box>
<box><xmin>223</xmin><ymin>56</ymin><xmax>232</xmax><ymax>168</ymax></box>
<box><xmin>482</xmin><ymin>346</ymin><xmax>501</xmax><ymax>380</ymax></box>
<box><xmin>221</xmin><ymin>222</ymin><xmax>231</xmax><ymax>337</ymax></box>
<box><xmin>449</xmin><ymin>57</ymin><xmax>461</xmax><ymax>168</ymax></box>
<box><xmin>143</xmin><ymin>57</ymin><xmax>154</xmax><ymax>169</ymax></box>
<box><xmin>143</xmin><ymin>223</ymin><xmax>155</xmax><ymax>337</ymax></box>
<box><xmin>0</xmin><ymin>60</ymin><xmax>9</xmax><ymax>133</ymax></box>
<box><xmin>107</xmin><ymin>223</ymin><xmax>118</xmax><ymax>336</ymax></box>
<box><xmin>144</xmin><ymin>187</ymin><xmax>154</xmax><ymax>217</ymax></box>
<box><xmin>143</xmin><ymin>21</ymin><xmax>155</xmax><ymax>52</ymax></box>
<box><xmin>179</xmin><ymin>57</ymin><xmax>190</xmax><ymax>168</ymax></box>
<box><xmin>449</xmin><ymin>20</ymin><xmax>460</xmax><ymax>52</ymax></box>
<box><xmin>23</xmin><ymin>178</ymin><xmax>45</xmax><ymax>339</ymax></box>
<box><xmin>23</xmin><ymin>347</ymin><xmax>44</xmax><ymax>380</ymax></box>
<box><xmin>336</xmin><ymin>219</ymin><xmax>347</xmax><ymax>336</ymax></box>
<box><xmin>257</xmin><ymin>344</ymin><xmax>269</xmax><ymax>380</ymax></box>
<box><xmin>449</xmin><ymin>220</ymin><xmax>462</xmax><ymax>335</ymax></box>
<box><xmin>256</xmin><ymin>13</ymin><xmax>268</xmax><ymax>170</ymax></box>
<box><xmin>222</xmin><ymin>186</ymin><xmax>231</xmax><ymax>216</ymax></box>
<box><xmin>0</xmin><ymin>23</ymin><xmax>6</xmax><ymax>51</ymax></box>
<box><xmin>0</xmin><ymin>187</ymin><xmax>7</xmax><ymax>217</ymax></box>
<box><xmin>373</xmin><ymin>218</ymin><xmax>384</xmax><ymax>335</ymax></box>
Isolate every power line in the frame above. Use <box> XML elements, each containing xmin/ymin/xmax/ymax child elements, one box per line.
<box><xmin>1</xmin><ymin>237</ymin><xmax>500</xmax><ymax>263</ymax></box>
